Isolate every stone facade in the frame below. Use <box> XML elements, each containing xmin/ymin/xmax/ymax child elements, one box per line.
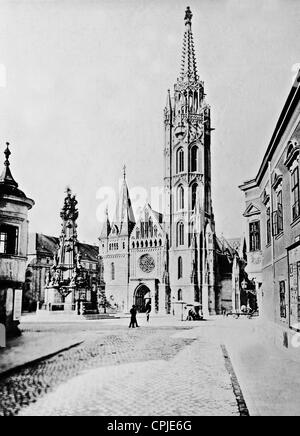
<box><xmin>99</xmin><ymin>8</ymin><xmax>245</xmax><ymax>318</ymax></box>
<box><xmin>25</xmin><ymin>233</ymin><xmax>100</xmax><ymax>312</ymax></box>
<box><xmin>240</xmin><ymin>68</ymin><xmax>300</xmax><ymax>351</ymax></box>
<box><xmin>0</xmin><ymin>143</ymin><xmax>34</xmax><ymax>336</ymax></box>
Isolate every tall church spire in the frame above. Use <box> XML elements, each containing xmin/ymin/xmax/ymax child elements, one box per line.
<box><xmin>100</xmin><ymin>206</ymin><xmax>111</xmax><ymax>239</ymax></box>
<box><xmin>179</xmin><ymin>7</ymin><xmax>198</xmax><ymax>82</ymax></box>
<box><xmin>113</xmin><ymin>169</ymin><xmax>135</xmax><ymax>236</ymax></box>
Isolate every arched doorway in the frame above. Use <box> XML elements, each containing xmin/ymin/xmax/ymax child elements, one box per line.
<box><xmin>134</xmin><ymin>284</ymin><xmax>151</xmax><ymax>313</ymax></box>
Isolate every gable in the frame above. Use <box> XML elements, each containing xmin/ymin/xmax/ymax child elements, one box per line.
<box><xmin>243</xmin><ymin>203</ymin><xmax>261</xmax><ymax>217</ymax></box>
<box><xmin>131</xmin><ymin>203</ymin><xmax>165</xmax><ymax>240</ymax></box>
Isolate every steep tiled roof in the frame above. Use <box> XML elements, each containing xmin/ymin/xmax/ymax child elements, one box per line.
<box><xmin>32</xmin><ymin>233</ymin><xmax>99</xmax><ymax>262</ymax></box>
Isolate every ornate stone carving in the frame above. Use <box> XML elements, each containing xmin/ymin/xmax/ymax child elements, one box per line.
<box><xmin>139</xmin><ymin>254</ymin><xmax>155</xmax><ymax>273</ymax></box>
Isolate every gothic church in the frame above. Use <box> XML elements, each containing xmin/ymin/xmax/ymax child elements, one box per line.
<box><xmin>99</xmin><ymin>7</ymin><xmax>242</xmax><ymax>317</ymax></box>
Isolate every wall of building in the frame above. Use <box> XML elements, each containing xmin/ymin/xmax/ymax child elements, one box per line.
<box><xmin>0</xmin><ymin>197</ymin><xmax>33</xmax><ymax>336</ymax></box>
<box><xmin>102</xmin><ymin>252</ymin><xmax>129</xmax><ymax>311</ymax></box>
<box><xmin>240</xmin><ymin>76</ymin><xmax>300</xmax><ymax>355</ymax></box>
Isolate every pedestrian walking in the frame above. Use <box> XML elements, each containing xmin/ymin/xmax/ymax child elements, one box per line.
<box><xmin>129</xmin><ymin>305</ymin><xmax>139</xmax><ymax>328</ymax></box>
<box><xmin>145</xmin><ymin>301</ymin><xmax>151</xmax><ymax>323</ymax></box>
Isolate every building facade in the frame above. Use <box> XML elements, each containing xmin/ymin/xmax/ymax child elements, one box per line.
<box><xmin>99</xmin><ymin>8</ymin><xmax>245</xmax><ymax>317</ymax></box>
<box><xmin>240</xmin><ymin>68</ymin><xmax>300</xmax><ymax>351</ymax></box>
<box><xmin>0</xmin><ymin>143</ymin><xmax>34</xmax><ymax>336</ymax></box>
<box><xmin>25</xmin><ymin>233</ymin><xmax>100</xmax><ymax>312</ymax></box>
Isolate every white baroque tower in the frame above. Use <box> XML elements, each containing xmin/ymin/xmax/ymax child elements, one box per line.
<box><xmin>164</xmin><ymin>7</ymin><xmax>216</xmax><ymax>316</ymax></box>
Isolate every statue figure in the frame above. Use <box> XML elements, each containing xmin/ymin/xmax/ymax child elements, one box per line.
<box><xmin>45</xmin><ymin>269</ymin><xmax>51</xmax><ymax>287</ymax></box>
<box><xmin>76</xmin><ymin>251</ymin><xmax>82</xmax><ymax>269</ymax></box>
<box><xmin>70</xmin><ymin>269</ymin><xmax>77</xmax><ymax>287</ymax></box>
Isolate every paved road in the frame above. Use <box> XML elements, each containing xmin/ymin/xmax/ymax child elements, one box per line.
<box><xmin>0</xmin><ymin>321</ymin><xmax>240</xmax><ymax>416</ymax></box>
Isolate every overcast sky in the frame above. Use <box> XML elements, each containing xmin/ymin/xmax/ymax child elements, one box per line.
<box><xmin>0</xmin><ymin>0</ymin><xmax>299</xmax><ymax>244</ymax></box>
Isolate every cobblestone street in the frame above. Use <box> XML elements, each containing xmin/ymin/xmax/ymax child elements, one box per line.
<box><xmin>0</xmin><ymin>317</ymin><xmax>241</xmax><ymax>416</ymax></box>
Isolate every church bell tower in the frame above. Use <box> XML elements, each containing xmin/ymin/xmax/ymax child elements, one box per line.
<box><xmin>164</xmin><ymin>7</ymin><xmax>216</xmax><ymax>315</ymax></box>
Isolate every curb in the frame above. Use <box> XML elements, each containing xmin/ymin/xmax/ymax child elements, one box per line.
<box><xmin>0</xmin><ymin>340</ymin><xmax>84</xmax><ymax>381</ymax></box>
<box><xmin>221</xmin><ymin>344</ymin><xmax>250</xmax><ymax>416</ymax></box>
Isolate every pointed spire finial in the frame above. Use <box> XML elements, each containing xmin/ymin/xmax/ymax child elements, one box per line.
<box><xmin>179</xmin><ymin>7</ymin><xmax>198</xmax><ymax>81</ymax></box>
<box><xmin>65</xmin><ymin>185</ymin><xmax>72</xmax><ymax>197</ymax></box>
<box><xmin>4</xmin><ymin>142</ymin><xmax>11</xmax><ymax>166</ymax></box>
<box><xmin>184</xmin><ymin>6</ymin><xmax>192</xmax><ymax>27</ymax></box>
<box><xmin>0</xmin><ymin>141</ymin><xmax>18</xmax><ymax>187</ymax></box>
<box><xmin>123</xmin><ymin>164</ymin><xmax>126</xmax><ymax>180</ymax></box>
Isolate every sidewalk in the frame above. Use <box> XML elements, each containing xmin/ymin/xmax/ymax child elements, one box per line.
<box><xmin>0</xmin><ymin>330</ymin><xmax>87</xmax><ymax>377</ymax></box>
<box><xmin>214</xmin><ymin>317</ymin><xmax>300</xmax><ymax>416</ymax></box>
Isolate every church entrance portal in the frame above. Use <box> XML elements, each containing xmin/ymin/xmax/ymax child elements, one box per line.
<box><xmin>134</xmin><ymin>284</ymin><xmax>151</xmax><ymax>313</ymax></box>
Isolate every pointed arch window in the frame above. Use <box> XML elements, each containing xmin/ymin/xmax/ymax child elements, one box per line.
<box><xmin>136</xmin><ymin>228</ymin><xmax>140</xmax><ymax>239</ymax></box>
<box><xmin>111</xmin><ymin>262</ymin><xmax>115</xmax><ymax>281</ymax></box>
<box><xmin>189</xmin><ymin>221</ymin><xmax>195</xmax><ymax>247</ymax></box>
<box><xmin>190</xmin><ymin>145</ymin><xmax>198</xmax><ymax>172</ymax></box>
<box><xmin>178</xmin><ymin>256</ymin><xmax>183</xmax><ymax>279</ymax></box>
<box><xmin>177</xmin><ymin>221</ymin><xmax>184</xmax><ymax>246</ymax></box>
<box><xmin>191</xmin><ymin>183</ymin><xmax>198</xmax><ymax>210</ymax></box>
<box><xmin>141</xmin><ymin>222</ymin><xmax>145</xmax><ymax>238</ymax></box>
<box><xmin>177</xmin><ymin>185</ymin><xmax>184</xmax><ymax>210</ymax></box>
<box><xmin>176</xmin><ymin>148</ymin><xmax>184</xmax><ymax>173</ymax></box>
<box><xmin>149</xmin><ymin>217</ymin><xmax>153</xmax><ymax>237</ymax></box>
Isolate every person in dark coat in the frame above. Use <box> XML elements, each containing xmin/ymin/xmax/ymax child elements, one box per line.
<box><xmin>145</xmin><ymin>301</ymin><xmax>151</xmax><ymax>323</ymax></box>
<box><xmin>129</xmin><ymin>305</ymin><xmax>139</xmax><ymax>328</ymax></box>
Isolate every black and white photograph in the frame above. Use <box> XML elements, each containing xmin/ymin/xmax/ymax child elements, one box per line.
<box><xmin>0</xmin><ymin>0</ymin><xmax>300</xmax><ymax>420</ymax></box>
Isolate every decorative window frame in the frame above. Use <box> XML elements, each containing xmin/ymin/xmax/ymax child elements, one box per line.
<box><xmin>249</xmin><ymin>220</ymin><xmax>261</xmax><ymax>252</ymax></box>
<box><xmin>189</xmin><ymin>143</ymin><xmax>199</xmax><ymax>173</ymax></box>
<box><xmin>285</xmin><ymin>143</ymin><xmax>300</xmax><ymax>224</ymax></box>
<box><xmin>176</xmin><ymin>147</ymin><xmax>184</xmax><ymax>174</ymax></box>
<box><xmin>271</xmin><ymin>171</ymin><xmax>283</xmax><ymax>237</ymax></box>
<box><xmin>178</xmin><ymin>256</ymin><xmax>183</xmax><ymax>279</ymax></box>
<box><xmin>284</xmin><ymin>140</ymin><xmax>299</xmax><ymax>169</ymax></box>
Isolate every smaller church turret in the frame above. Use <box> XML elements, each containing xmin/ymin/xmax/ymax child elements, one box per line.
<box><xmin>98</xmin><ymin>168</ymin><xmax>135</xmax><ymax>312</ymax></box>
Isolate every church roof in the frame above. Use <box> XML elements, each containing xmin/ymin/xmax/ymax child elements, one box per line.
<box><xmin>31</xmin><ymin>233</ymin><xmax>99</xmax><ymax>262</ymax></box>
<box><xmin>215</xmin><ymin>235</ymin><xmax>239</xmax><ymax>259</ymax></box>
<box><xmin>178</xmin><ymin>7</ymin><xmax>199</xmax><ymax>82</ymax></box>
<box><xmin>99</xmin><ymin>207</ymin><xmax>111</xmax><ymax>239</ymax></box>
<box><xmin>151</xmin><ymin>207</ymin><xmax>163</xmax><ymax>224</ymax></box>
<box><xmin>112</xmin><ymin>169</ymin><xmax>135</xmax><ymax>236</ymax></box>
<box><xmin>131</xmin><ymin>203</ymin><xmax>165</xmax><ymax>238</ymax></box>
